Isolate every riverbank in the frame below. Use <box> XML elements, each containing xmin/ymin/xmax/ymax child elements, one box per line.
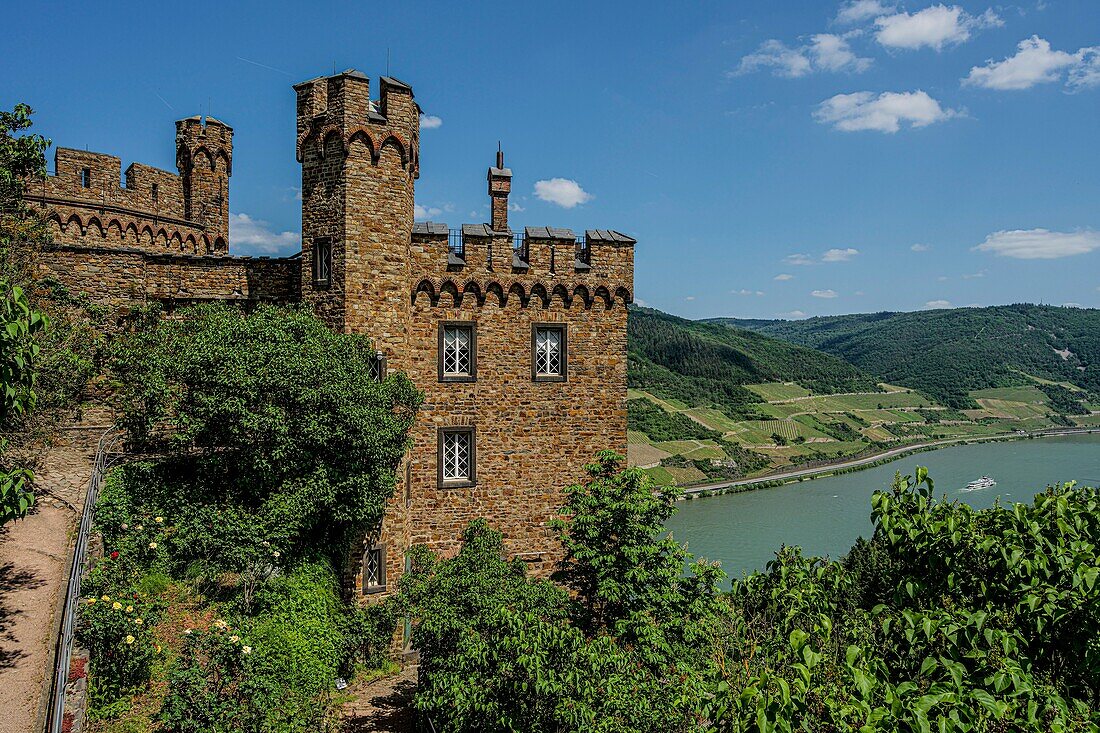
<box><xmin>677</xmin><ymin>427</ymin><xmax>1100</xmax><ymax>500</ymax></box>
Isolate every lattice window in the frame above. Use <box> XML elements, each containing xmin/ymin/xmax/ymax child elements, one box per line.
<box><xmin>533</xmin><ymin>326</ymin><xmax>566</xmax><ymax>381</ymax></box>
<box><xmin>313</xmin><ymin>238</ymin><xmax>332</xmax><ymax>285</ymax></box>
<box><xmin>442</xmin><ymin>326</ymin><xmax>472</xmax><ymax>376</ymax></box>
<box><xmin>535</xmin><ymin>328</ymin><xmax>562</xmax><ymax>375</ymax></box>
<box><xmin>367</xmin><ymin>351</ymin><xmax>387</xmax><ymax>382</ymax></box>
<box><xmin>441</xmin><ymin>430</ymin><xmax>472</xmax><ymax>483</ymax></box>
<box><xmin>362</xmin><ymin>545</ymin><xmax>385</xmax><ymax>594</ymax></box>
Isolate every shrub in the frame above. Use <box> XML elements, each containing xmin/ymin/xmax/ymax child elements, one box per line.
<box><xmin>79</xmin><ymin>591</ymin><xmax>161</xmax><ymax>709</ymax></box>
<box><xmin>160</xmin><ymin>561</ymin><xmax>348</xmax><ymax>733</ymax></box>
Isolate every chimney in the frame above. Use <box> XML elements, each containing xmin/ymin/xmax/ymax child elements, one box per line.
<box><xmin>487</xmin><ymin>144</ymin><xmax>512</xmax><ymax>233</ymax></box>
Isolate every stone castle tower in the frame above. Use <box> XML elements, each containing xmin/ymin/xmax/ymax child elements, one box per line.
<box><xmin>175</xmin><ymin>115</ymin><xmax>233</xmax><ymax>248</ymax></box>
<box><xmin>292</xmin><ymin>69</ymin><xmax>634</xmax><ymax>597</ymax></box>
<box><xmin>31</xmin><ymin>67</ymin><xmax>635</xmax><ymax>604</ymax></box>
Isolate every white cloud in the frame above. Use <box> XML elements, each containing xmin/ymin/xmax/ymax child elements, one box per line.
<box><xmin>964</xmin><ymin>37</ymin><xmax>1100</xmax><ymax>91</ymax></box>
<box><xmin>811</xmin><ymin>289</ymin><xmax>839</xmax><ymax>298</ymax></box>
<box><xmin>735</xmin><ymin>35</ymin><xmax>870</xmax><ymax>78</ymax></box>
<box><xmin>732</xmin><ymin>288</ymin><xmax>766</xmax><ymax>296</ymax></box>
<box><xmin>875</xmin><ymin>5</ymin><xmax>1001</xmax><ymax>51</ymax></box>
<box><xmin>414</xmin><ymin>204</ymin><xmax>443</xmax><ymax>220</ymax></box>
<box><xmin>784</xmin><ymin>253</ymin><xmax>815</xmax><ymax>266</ymax></box>
<box><xmin>878</xmin><ymin>6</ymin><xmax>1001</xmax><ymax>51</ymax></box>
<box><xmin>925</xmin><ymin>299</ymin><xmax>952</xmax><ymax>308</ymax></box>
<box><xmin>735</xmin><ymin>40</ymin><xmax>813</xmax><ymax>78</ymax></box>
<box><xmin>634</xmin><ymin>297</ymin><xmax>648</xmax><ymax>307</ymax></box>
<box><xmin>229</xmin><ymin>212</ymin><xmax>299</xmax><ymax>256</ymax></box>
<box><xmin>1063</xmin><ymin>302</ymin><xmax>1083</xmax><ymax>308</ymax></box>
<box><xmin>1068</xmin><ymin>49</ymin><xmax>1100</xmax><ymax>90</ymax></box>
<box><xmin>963</xmin><ymin>270</ymin><xmax>987</xmax><ymax>279</ymax></box>
<box><xmin>814</xmin><ymin>90</ymin><xmax>959</xmax><ymax>133</ymax></box>
<box><xmin>685</xmin><ymin>296</ymin><xmax>697</xmax><ymax>301</ymax></box>
<box><xmin>911</xmin><ymin>243</ymin><xmax>930</xmax><ymax>252</ymax></box>
<box><xmin>836</xmin><ymin>0</ymin><xmax>895</xmax><ymax>24</ymax></box>
<box><xmin>780</xmin><ymin>310</ymin><xmax>807</xmax><ymax>319</ymax></box>
<box><xmin>810</xmin><ymin>34</ymin><xmax>874</xmax><ymax>73</ymax></box>
<box><xmin>508</xmin><ymin>202</ymin><xmax>525</xmax><ymax>212</ymax></box>
<box><xmin>419</xmin><ymin>114</ymin><xmax>443</xmax><ymax>129</ymax></box>
<box><xmin>974</xmin><ymin>228</ymin><xmax>1100</xmax><ymax>259</ymax></box>
<box><xmin>774</xmin><ymin>273</ymin><xmax>795</xmax><ymax>281</ymax></box>
<box><xmin>822</xmin><ymin>247</ymin><xmax>860</xmax><ymax>262</ymax></box>
<box><xmin>534</xmin><ymin>178</ymin><xmax>593</xmax><ymax>208</ymax></box>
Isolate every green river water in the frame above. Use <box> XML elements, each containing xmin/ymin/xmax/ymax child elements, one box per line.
<box><xmin>664</xmin><ymin>433</ymin><xmax>1100</xmax><ymax>580</ymax></box>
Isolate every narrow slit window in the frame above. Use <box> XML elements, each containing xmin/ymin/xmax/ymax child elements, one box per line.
<box><xmin>151</xmin><ymin>183</ymin><xmax>158</xmax><ymax>203</ymax></box>
<box><xmin>313</xmin><ymin>238</ymin><xmax>332</xmax><ymax>286</ymax></box>
<box><xmin>438</xmin><ymin>323</ymin><xmax>476</xmax><ymax>381</ymax></box>
<box><xmin>80</xmin><ymin>168</ymin><xmax>91</xmax><ymax>188</ymax></box>
<box><xmin>362</xmin><ymin>545</ymin><xmax>386</xmax><ymax>594</ymax></box>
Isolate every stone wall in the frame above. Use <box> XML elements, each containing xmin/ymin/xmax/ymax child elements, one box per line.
<box><xmin>36</xmin><ymin>245</ymin><xmax>300</xmax><ymax>315</ymax></box>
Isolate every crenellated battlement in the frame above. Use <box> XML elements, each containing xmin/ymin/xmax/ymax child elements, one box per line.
<box><xmin>410</xmin><ymin>224</ymin><xmax>634</xmax><ymax>307</ymax></box>
<box><xmin>25</xmin><ymin>114</ymin><xmax>233</xmax><ymax>254</ymax></box>
<box><xmin>293</xmin><ymin>70</ymin><xmax>419</xmax><ymax>176</ymax></box>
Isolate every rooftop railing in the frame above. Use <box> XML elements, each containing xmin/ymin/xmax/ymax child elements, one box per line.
<box><xmin>447</xmin><ymin>229</ymin><xmax>464</xmax><ymax>261</ymax></box>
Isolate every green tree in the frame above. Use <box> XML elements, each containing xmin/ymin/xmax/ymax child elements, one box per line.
<box><xmin>111</xmin><ymin>303</ymin><xmax>421</xmax><ymax>572</ymax></box>
<box><xmin>1</xmin><ymin>104</ymin><xmax>50</xmax><ymax>275</ymax></box>
<box><xmin>403</xmin><ymin>453</ymin><xmax>732</xmax><ymax>732</ymax></box>
<box><xmin>0</xmin><ymin>103</ymin><xmax>100</xmax><ymax>450</ymax></box>
<box><xmin>0</xmin><ymin>281</ymin><xmax>47</xmax><ymax>523</ymax></box>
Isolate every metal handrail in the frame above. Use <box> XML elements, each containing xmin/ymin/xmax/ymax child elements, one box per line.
<box><xmin>44</xmin><ymin>427</ymin><xmax>124</xmax><ymax>733</ymax></box>
<box><xmin>447</xmin><ymin>229</ymin><xmax>464</xmax><ymax>260</ymax></box>
<box><xmin>512</xmin><ymin>233</ymin><xmax>528</xmax><ymax>263</ymax></box>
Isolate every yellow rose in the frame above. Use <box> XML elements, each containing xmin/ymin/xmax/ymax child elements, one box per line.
<box><xmin>112</xmin><ymin>602</ymin><xmax>122</xmax><ymax>610</ymax></box>
<box><xmin>155</xmin><ymin>516</ymin><xmax>164</xmax><ymax>523</ymax></box>
<box><xmin>125</xmin><ymin>605</ymin><xmax>133</xmax><ymax>612</ymax></box>
<box><xmin>101</xmin><ymin>595</ymin><xmax>110</xmax><ymax>601</ymax></box>
<box><xmin>242</xmin><ymin>645</ymin><xmax>252</xmax><ymax>654</ymax></box>
<box><xmin>134</xmin><ymin>618</ymin><xmax>144</xmax><ymax>625</ymax></box>
<box><xmin>149</xmin><ymin>542</ymin><xmax>157</xmax><ymax>549</ymax></box>
<box><xmin>86</xmin><ymin>598</ymin><xmax>96</xmax><ymax>605</ymax></box>
<box><xmin>229</xmin><ymin>635</ymin><xmax>240</xmax><ymax>643</ymax></box>
<box><xmin>125</xmin><ymin>635</ymin><xmax>135</xmax><ymax>645</ymax></box>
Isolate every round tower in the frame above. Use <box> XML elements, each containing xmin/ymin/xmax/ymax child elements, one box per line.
<box><xmin>175</xmin><ymin>116</ymin><xmax>233</xmax><ymax>253</ymax></box>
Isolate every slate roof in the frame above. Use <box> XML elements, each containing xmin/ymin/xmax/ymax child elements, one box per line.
<box><xmin>585</xmin><ymin>229</ymin><xmax>637</xmax><ymax>244</ymax></box>
<box><xmin>412</xmin><ymin>221</ymin><xmax>448</xmax><ymax>236</ymax></box>
<box><xmin>461</xmin><ymin>223</ymin><xmax>508</xmax><ymax>237</ymax></box>
<box><xmin>524</xmin><ymin>226</ymin><xmax>575</xmax><ymax>240</ymax></box>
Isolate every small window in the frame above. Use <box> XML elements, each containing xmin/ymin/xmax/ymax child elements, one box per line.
<box><xmin>362</xmin><ymin>544</ymin><xmax>386</xmax><ymax>594</ymax></box>
<box><xmin>313</xmin><ymin>238</ymin><xmax>332</xmax><ymax>286</ymax></box>
<box><xmin>532</xmin><ymin>324</ymin><xmax>567</xmax><ymax>382</ymax></box>
<box><xmin>438</xmin><ymin>322</ymin><xmax>476</xmax><ymax>382</ymax></box>
<box><xmin>151</xmin><ymin>183</ymin><xmax>159</xmax><ymax>203</ymax></box>
<box><xmin>368</xmin><ymin>351</ymin><xmax>387</xmax><ymax>382</ymax></box>
<box><xmin>438</xmin><ymin>427</ymin><xmax>475</xmax><ymax>487</ymax></box>
<box><xmin>80</xmin><ymin>168</ymin><xmax>91</xmax><ymax>188</ymax></box>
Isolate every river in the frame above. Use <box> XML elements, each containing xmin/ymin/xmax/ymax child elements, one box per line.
<box><xmin>664</xmin><ymin>433</ymin><xmax>1100</xmax><ymax>581</ymax></box>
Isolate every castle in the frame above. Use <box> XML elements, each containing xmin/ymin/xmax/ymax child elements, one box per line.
<box><xmin>30</xmin><ymin>69</ymin><xmax>635</xmax><ymax>596</ymax></box>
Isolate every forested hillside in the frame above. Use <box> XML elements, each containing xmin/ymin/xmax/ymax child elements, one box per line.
<box><xmin>628</xmin><ymin>307</ymin><xmax>879</xmax><ymax>418</ymax></box>
<box><xmin>717</xmin><ymin>304</ymin><xmax>1100</xmax><ymax>408</ymax></box>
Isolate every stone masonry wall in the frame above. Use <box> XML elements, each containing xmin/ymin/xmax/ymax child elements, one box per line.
<box><xmin>36</xmin><ymin>245</ymin><xmax>300</xmax><ymax>315</ymax></box>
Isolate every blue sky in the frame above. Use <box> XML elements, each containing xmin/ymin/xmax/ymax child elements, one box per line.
<box><xmin>5</xmin><ymin>0</ymin><xmax>1099</xmax><ymax>319</ymax></box>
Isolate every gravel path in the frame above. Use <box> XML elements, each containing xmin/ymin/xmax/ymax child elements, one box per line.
<box><xmin>0</xmin><ymin>439</ymin><xmax>97</xmax><ymax>733</ymax></box>
<box><xmin>341</xmin><ymin>663</ymin><xmax>418</xmax><ymax>733</ymax></box>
